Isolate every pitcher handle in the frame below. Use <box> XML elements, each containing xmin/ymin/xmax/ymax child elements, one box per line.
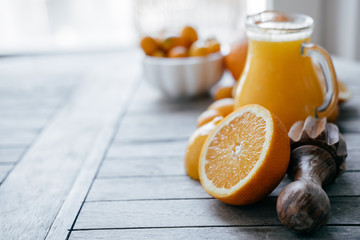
<box><xmin>301</xmin><ymin>43</ymin><xmax>338</xmax><ymax>118</ymax></box>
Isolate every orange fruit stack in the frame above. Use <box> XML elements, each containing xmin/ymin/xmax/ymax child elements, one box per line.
<box><xmin>199</xmin><ymin>104</ymin><xmax>290</xmax><ymax>205</ymax></box>
<box><xmin>140</xmin><ymin>26</ymin><xmax>221</xmax><ymax>58</ymax></box>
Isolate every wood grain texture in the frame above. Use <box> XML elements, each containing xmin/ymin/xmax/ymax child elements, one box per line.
<box><xmin>45</xmin><ymin>126</ymin><xmax>124</xmax><ymax>240</ymax></box>
<box><xmin>98</xmin><ymin>146</ymin><xmax>359</xmax><ymax>179</ymax></box>
<box><xmin>114</xmin><ymin>111</ymin><xmax>198</xmax><ymax>141</ymax></box>
<box><xmin>342</xmin><ymin>133</ymin><xmax>360</xmax><ymax>149</ymax></box>
<box><xmin>0</xmin><ymin>54</ymin><xmax>138</xmax><ymax>240</ymax></box>
<box><xmin>87</xmin><ymin>176</ymin><xmax>207</xmax><ymax>201</ymax></box>
<box><xmin>74</xmin><ymin>197</ymin><xmax>360</xmax><ymax>230</ymax></box>
<box><xmin>338</xmin><ymin>120</ymin><xmax>360</xmax><ymax>134</ymax></box>
<box><xmin>0</xmin><ymin>147</ymin><xmax>26</xmax><ymax>163</ymax></box>
<box><xmin>0</xmin><ymin>164</ymin><xmax>13</xmax><ymax>183</ymax></box>
<box><xmin>339</xmin><ymin>103</ymin><xmax>360</xmax><ymax>120</ymax></box>
<box><xmin>0</xmin><ymin>129</ymin><xmax>38</xmax><ymax>146</ymax></box>
<box><xmin>106</xmin><ymin>140</ymin><xmax>187</xmax><ymax>159</ymax></box>
<box><xmin>69</xmin><ymin>226</ymin><xmax>360</xmax><ymax>240</ymax></box>
<box><xmin>98</xmin><ymin>157</ymin><xmax>185</xmax><ymax>178</ymax></box>
<box><xmin>88</xmin><ymin>171</ymin><xmax>360</xmax><ymax>202</ymax></box>
<box><xmin>75</xmin><ymin>198</ymin><xmax>280</xmax><ymax>230</ymax></box>
<box><xmin>126</xmin><ymin>81</ymin><xmax>212</xmax><ymax>115</ymax></box>
<box><xmin>346</xmin><ymin>148</ymin><xmax>360</xmax><ymax>170</ymax></box>
<box><xmin>333</xmin><ymin>57</ymin><xmax>360</xmax><ymax>86</ymax></box>
<box><xmin>0</xmin><ymin>116</ymin><xmax>48</xmax><ymax>131</ymax></box>
<box><xmin>0</xmin><ymin>99</ymin><xmax>61</xmax><ymax>113</ymax></box>
<box><xmin>45</xmin><ymin>51</ymin><xmax>143</xmax><ymax>240</ymax></box>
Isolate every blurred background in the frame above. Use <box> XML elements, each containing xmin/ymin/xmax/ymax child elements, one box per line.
<box><xmin>0</xmin><ymin>0</ymin><xmax>359</xmax><ymax>60</ymax></box>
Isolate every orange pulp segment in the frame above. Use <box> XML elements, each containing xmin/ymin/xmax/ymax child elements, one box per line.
<box><xmin>199</xmin><ymin>104</ymin><xmax>290</xmax><ymax>205</ymax></box>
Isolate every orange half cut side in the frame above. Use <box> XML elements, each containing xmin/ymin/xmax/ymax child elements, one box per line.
<box><xmin>199</xmin><ymin>104</ymin><xmax>290</xmax><ymax>205</ymax></box>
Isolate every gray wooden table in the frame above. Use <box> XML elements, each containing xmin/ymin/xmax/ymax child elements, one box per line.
<box><xmin>0</xmin><ymin>50</ymin><xmax>359</xmax><ymax>240</ymax></box>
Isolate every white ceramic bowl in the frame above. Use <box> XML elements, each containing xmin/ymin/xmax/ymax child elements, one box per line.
<box><xmin>143</xmin><ymin>53</ymin><xmax>225</xmax><ymax>98</ymax></box>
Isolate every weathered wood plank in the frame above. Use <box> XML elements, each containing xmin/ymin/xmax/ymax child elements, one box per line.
<box><xmin>338</xmin><ymin>119</ymin><xmax>360</xmax><ymax>134</ymax></box>
<box><xmin>69</xmin><ymin>226</ymin><xmax>360</xmax><ymax>240</ymax></box>
<box><xmin>44</xmin><ymin>125</ymin><xmax>125</xmax><ymax>240</ymax></box>
<box><xmin>337</xmin><ymin>92</ymin><xmax>360</xmax><ymax>134</ymax></box>
<box><xmin>98</xmin><ymin>157</ymin><xmax>185</xmax><ymax>178</ymax></box>
<box><xmin>0</xmin><ymin>61</ymin><xmax>136</xmax><ymax>240</ymax></box>
<box><xmin>106</xmin><ymin>140</ymin><xmax>187</xmax><ymax>159</ymax></box>
<box><xmin>0</xmin><ymin>129</ymin><xmax>38</xmax><ymax>146</ymax></box>
<box><xmin>338</xmin><ymin>104</ymin><xmax>360</xmax><ymax>121</ymax></box>
<box><xmin>126</xmin><ymin>81</ymin><xmax>212</xmax><ymax>115</ymax></box>
<box><xmin>342</xmin><ymin>133</ymin><xmax>360</xmax><ymax>149</ymax></box>
<box><xmin>0</xmin><ymin>116</ymin><xmax>48</xmax><ymax>131</ymax></box>
<box><xmin>0</xmin><ymin>147</ymin><xmax>26</xmax><ymax>163</ymax></box>
<box><xmin>346</xmin><ymin>148</ymin><xmax>360</xmax><ymax>170</ymax></box>
<box><xmin>75</xmin><ymin>198</ymin><xmax>280</xmax><ymax>229</ymax></box>
<box><xmin>0</xmin><ymin>98</ymin><xmax>62</xmax><ymax>110</ymax></box>
<box><xmin>99</xmin><ymin>146</ymin><xmax>359</xmax><ymax>179</ymax></box>
<box><xmin>74</xmin><ymin>197</ymin><xmax>360</xmax><ymax>230</ymax></box>
<box><xmin>0</xmin><ymin>164</ymin><xmax>13</xmax><ymax>183</ymax></box>
<box><xmin>88</xmin><ymin>171</ymin><xmax>360</xmax><ymax>202</ymax></box>
<box><xmin>0</xmin><ymin>106</ymin><xmax>54</xmax><ymax>118</ymax></box>
<box><xmin>87</xmin><ymin>176</ymin><xmax>206</xmax><ymax>201</ymax></box>
<box><xmin>0</xmin><ymin>89</ymin><xmax>66</xmax><ymax>100</ymax></box>
<box><xmin>339</xmin><ymin>107</ymin><xmax>357</xmax><ymax>120</ymax></box>
<box><xmin>45</xmin><ymin>51</ymin><xmax>143</xmax><ymax>240</ymax></box>
<box><xmin>325</xmin><ymin>171</ymin><xmax>360</xmax><ymax>195</ymax></box>
<box><xmin>333</xmin><ymin>57</ymin><xmax>360</xmax><ymax>86</ymax></box>
<box><xmin>114</xmin><ymin>112</ymin><xmax>198</xmax><ymax>141</ymax></box>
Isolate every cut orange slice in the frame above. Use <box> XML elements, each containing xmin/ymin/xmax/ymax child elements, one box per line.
<box><xmin>199</xmin><ymin>104</ymin><xmax>290</xmax><ymax>205</ymax></box>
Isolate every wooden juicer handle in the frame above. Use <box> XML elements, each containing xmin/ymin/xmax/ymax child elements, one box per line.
<box><xmin>276</xmin><ymin>117</ymin><xmax>347</xmax><ymax>234</ymax></box>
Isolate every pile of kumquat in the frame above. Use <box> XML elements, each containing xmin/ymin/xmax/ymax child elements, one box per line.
<box><xmin>140</xmin><ymin>26</ymin><xmax>221</xmax><ymax>58</ymax></box>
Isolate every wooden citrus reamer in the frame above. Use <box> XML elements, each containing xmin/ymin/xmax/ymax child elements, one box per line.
<box><xmin>276</xmin><ymin>116</ymin><xmax>347</xmax><ymax>233</ymax></box>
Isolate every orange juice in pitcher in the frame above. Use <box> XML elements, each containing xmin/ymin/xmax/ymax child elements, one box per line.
<box><xmin>234</xmin><ymin>11</ymin><xmax>338</xmax><ymax>130</ymax></box>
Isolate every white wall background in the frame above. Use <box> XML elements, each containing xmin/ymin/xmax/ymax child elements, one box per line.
<box><xmin>273</xmin><ymin>0</ymin><xmax>360</xmax><ymax>61</ymax></box>
<box><xmin>0</xmin><ymin>0</ymin><xmax>357</xmax><ymax>61</ymax></box>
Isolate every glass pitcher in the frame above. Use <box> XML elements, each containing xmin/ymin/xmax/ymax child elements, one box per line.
<box><xmin>234</xmin><ymin>11</ymin><xmax>338</xmax><ymax>130</ymax></box>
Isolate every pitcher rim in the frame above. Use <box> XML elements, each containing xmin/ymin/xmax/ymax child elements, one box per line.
<box><xmin>246</xmin><ymin>11</ymin><xmax>314</xmax><ymax>33</ymax></box>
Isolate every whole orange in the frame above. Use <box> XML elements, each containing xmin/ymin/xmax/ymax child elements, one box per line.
<box><xmin>224</xmin><ymin>38</ymin><xmax>248</xmax><ymax>81</ymax></box>
<box><xmin>181</xmin><ymin>26</ymin><xmax>198</xmax><ymax>48</ymax></box>
<box><xmin>140</xmin><ymin>36</ymin><xmax>158</xmax><ymax>55</ymax></box>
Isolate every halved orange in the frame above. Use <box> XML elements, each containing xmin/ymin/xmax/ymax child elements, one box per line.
<box><xmin>185</xmin><ymin>116</ymin><xmax>223</xmax><ymax>180</ymax></box>
<box><xmin>199</xmin><ymin>104</ymin><xmax>290</xmax><ymax>205</ymax></box>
